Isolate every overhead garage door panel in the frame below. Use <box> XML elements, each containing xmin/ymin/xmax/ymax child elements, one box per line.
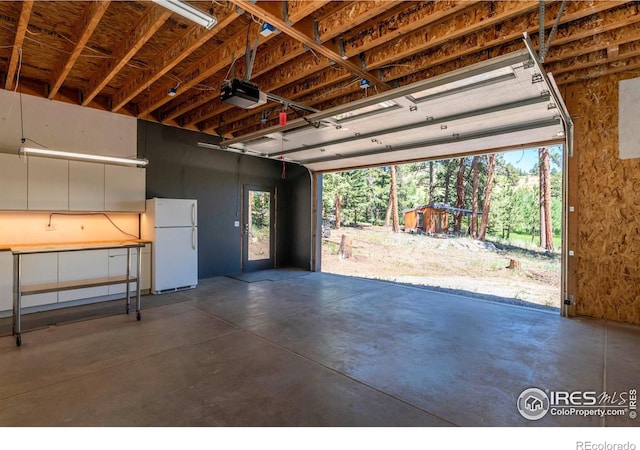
<box><xmin>221</xmin><ymin>48</ymin><xmax>567</xmax><ymax>172</ymax></box>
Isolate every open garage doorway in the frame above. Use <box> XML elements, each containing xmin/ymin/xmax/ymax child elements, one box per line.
<box><xmin>320</xmin><ymin>145</ymin><xmax>564</xmax><ymax>311</ymax></box>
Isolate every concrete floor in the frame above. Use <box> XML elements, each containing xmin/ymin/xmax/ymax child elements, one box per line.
<box><xmin>0</xmin><ymin>272</ymin><xmax>638</xmax><ymax>426</ymax></box>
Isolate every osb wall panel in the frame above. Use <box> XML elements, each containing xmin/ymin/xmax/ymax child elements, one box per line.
<box><xmin>565</xmin><ymin>74</ymin><xmax>640</xmax><ymax>325</ymax></box>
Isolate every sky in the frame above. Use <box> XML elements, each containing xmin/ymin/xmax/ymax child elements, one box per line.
<box><xmin>502</xmin><ymin>145</ymin><xmax>562</xmax><ymax>172</ymax></box>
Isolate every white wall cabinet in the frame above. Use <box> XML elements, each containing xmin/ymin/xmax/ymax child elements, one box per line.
<box><xmin>0</xmin><ymin>251</ymin><xmax>13</xmax><ymax>312</ymax></box>
<box><xmin>0</xmin><ymin>155</ymin><xmax>144</xmax><ymax>213</ymax></box>
<box><xmin>58</xmin><ymin>250</ymin><xmax>109</xmax><ymax>302</ymax></box>
<box><xmin>105</xmin><ymin>165</ymin><xmax>145</xmax><ymax>212</ymax></box>
<box><xmin>27</xmin><ymin>157</ymin><xmax>69</xmax><ymax>211</ymax></box>
<box><xmin>69</xmin><ymin>161</ymin><xmax>105</xmax><ymax>211</ymax></box>
<box><xmin>0</xmin><ymin>153</ymin><xmax>28</xmax><ymax>210</ymax></box>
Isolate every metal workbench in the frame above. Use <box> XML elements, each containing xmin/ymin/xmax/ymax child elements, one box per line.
<box><xmin>11</xmin><ymin>242</ymin><xmax>146</xmax><ymax>347</ymax></box>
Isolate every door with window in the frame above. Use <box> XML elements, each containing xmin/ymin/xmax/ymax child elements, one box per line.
<box><xmin>242</xmin><ymin>186</ymin><xmax>275</xmax><ymax>271</ymax></box>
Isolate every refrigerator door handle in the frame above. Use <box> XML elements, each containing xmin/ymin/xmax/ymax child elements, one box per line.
<box><xmin>191</xmin><ymin>203</ymin><xmax>196</xmax><ymax>227</ymax></box>
<box><xmin>192</xmin><ymin>226</ymin><xmax>196</xmax><ymax>250</ymax></box>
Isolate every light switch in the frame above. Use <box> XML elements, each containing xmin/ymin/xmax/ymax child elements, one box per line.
<box><xmin>234</xmin><ymin>221</ymin><xmax>240</xmax><ymax>227</ymax></box>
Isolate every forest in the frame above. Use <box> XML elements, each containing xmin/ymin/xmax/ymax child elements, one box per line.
<box><xmin>321</xmin><ymin>147</ymin><xmax>563</xmax><ymax>251</ymax></box>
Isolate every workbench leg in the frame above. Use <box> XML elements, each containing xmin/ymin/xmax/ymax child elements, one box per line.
<box><xmin>136</xmin><ymin>246</ymin><xmax>142</xmax><ymax>321</ymax></box>
<box><xmin>125</xmin><ymin>247</ymin><xmax>131</xmax><ymax>315</ymax></box>
<box><xmin>13</xmin><ymin>254</ymin><xmax>22</xmax><ymax>347</ymax></box>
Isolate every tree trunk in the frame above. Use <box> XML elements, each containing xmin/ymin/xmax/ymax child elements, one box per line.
<box><xmin>454</xmin><ymin>158</ymin><xmax>467</xmax><ymax>232</ymax></box>
<box><xmin>390</xmin><ymin>164</ymin><xmax>400</xmax><ymax>233</ymax></box>
<box><xmin>470</xmin><ymin>156</ymin><xmax>480</xmax><ymax>238</ymax></box>
<box><xmin>428</xmin><ymin>161</ymin><xmax>435</xmax><ymax>205</ymax></box>
<box><xmin>478</xmin><ymin>154</ymin><xmax>497</xmax><ymax>241</ymax></box>
<box><xmin>443</xmin><ymin>172</ymin><xmax>451</xmax><ymax>205</ymax></box>
<box><xmin>339</xmin><ymin>234</ymin><xmax>352</xmax><ymax>259</ymax></box>
<box><xmin>335</xmin><ymin>193</ymin><xmax>342</xmax><ymax>229</ymax></box>
<box><xmin>384</xmin><ymin>190</ymin><xmax>392</xmax><ymax>227</ymax></box>
<box><xmin>539</xmin><ymin>147</ymin><xmax>554</xmax><ymax>250</ymax></box>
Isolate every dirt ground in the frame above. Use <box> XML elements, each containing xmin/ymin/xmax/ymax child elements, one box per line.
<box><xmin>322</xmin><ymin>226</ymin><xmax>561</xmax><ymax>310</ymax></box>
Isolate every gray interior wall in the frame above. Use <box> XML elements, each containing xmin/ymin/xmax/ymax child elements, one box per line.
<box><xmin>284</xmin><ymin>165</ymin><xmax>312</xmax><ymax>270</ymax></box>
<box><xmin>138</xmin><ymin>121</ymin><xmax>311</xmax><ymax>278</ymax></box>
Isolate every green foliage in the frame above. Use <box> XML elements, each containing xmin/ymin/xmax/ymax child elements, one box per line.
<box><xmin>321</xmin><ymin>147</ymin><xmax>564</xmax><ymax>249</ymax></box>
<box><xmin>250</xmin><ymin>191</ymin><xmax>270</xmax><ymax>229</ymax></box>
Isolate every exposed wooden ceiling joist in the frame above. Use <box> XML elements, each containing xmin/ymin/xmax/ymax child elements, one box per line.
<box><xmin>192</xmin><ymin>1</ymin><xmax>484</xmax><ymax>132</ymax></box>
<box><xmin>4</xmin><ymin>0</ymin><xmax>32</xmax><ymax>91</ymax></box>
<box><xmin>216</xmin><ymin>0</ymin><xmax>636</xmax><ymax>137</ymax></box>
<box><xmin>82</xmin><ymin>5</ymin><xmax>172</xmax><ymax>106</ymax></box>
<box><xmin>142</xmin><ymin>0</ymin><xmax>332</xmax><ymax>119</ymax></box>
<box><xmin>286</xmin><ymin>0</ymin><xmax>333</xmax><ymax>24</ymax></box>
<box><xmin>111</xmin><ymin>4</ymin><xmax>243</xmax><ymax>112</ymax></box>
<box><xmin>0</xmin><ymin>0</ymin><xmax>638</xmax><ymax>143</ymax></box>
<box><xmin>160</xmin><ymin>0</ymin><xmax>405</xmax><ymax>123</ymax></box>
<box><xmin>48</xmin><ymin>0</ymin><xmax>111</xmax><ymax>100</ymax></box>
<box><xmin>229</xmin><ymin>0</ymin><xmax>393</xmax><ymax>92</ymax></box>
<box><xmin>316</xmin><ymin>0</ymin><xmax>405</xmax><ymax>42</ymax></box>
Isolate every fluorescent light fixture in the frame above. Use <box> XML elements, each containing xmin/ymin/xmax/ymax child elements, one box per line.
<box><xmin>20</xmin><ymin>147</ymin><xmax>149</xmax><ymax>166</ymax></box>
<box><xmin>153</xmin><ymin>0</ymin><xmax>217</xmax><ymax>30</ymax></box>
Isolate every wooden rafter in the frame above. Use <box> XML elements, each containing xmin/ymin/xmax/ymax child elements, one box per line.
<box><xmin>198</xmin><ymin>0</ymin><xmax>635</xmax><ymax>134</ymax></box>
<box><xmin>5</xmin><ymin>0</ymin><xmax>33</xmax><ymax>91</ymax></box>
<box><xmin>110</xmin><ymin>5</ymin><xmax>242</xmax><ymax>113</ymax></box>
<box><xmin>160</xmin><ymin>37</ymin><xmax>307</xmax><ymax>123</ymax></box>
<box><xmin>140</xmin><ymin>0</ymin><xmax>330</xmax><ymax>118</ymax></box>
<box><xmin>1</xmin><ymin>1</ymin><xmax>640</xmax><ymax>138</ymax></box>
<box><xmin>316</xmin><ymin>0</ymin><xmax>405</xmax><ymax>42</ymax></box>
<box><xmin>230</xmin><ymin>0</ymin><xmax>393</xmax><ymax>92</ymax></box>
<box><xmin>181</xmin><ymin>50</ymin><xmax>338</xmax><ymax>127</ymax></box>
<box><xmin>219</xmin><ymin>0</ymin><xmax>637</xmax><ymax>137</ymax></box>
<box><xmin>340</xmin><ymin>0</ymin><xmax>481</xmax><ymax>58</ymax></box>
<box><xmin>48</xmin><ymin>0</ymin><xmax>110</xmax><ymax>99</ymax></box>
<box><xmin>160</xmin><ymin>0</ymin><xmax>404</xmax><ymax>123</ymax></box>
<box><xmin>287</xmin><ymin>0</ymin><xmax>333</xmax><ymax>24</ymax></box>
<box><xmin>197</xmin><ymin>1</ymin><xmax>543</xmax><ymax>133</ymax></box>
<box><xmin>381</xmin><ymin>0</ymin><xmax>634</xmax><ymax>81</ymax></box>
<box><xmin>547</xmin><ymin>40</ymin><xmax>640</xmax><ymax>78</ymax></box>
<box><xmin>544</xmin><ymin>22</ymin><xmax>640</xmax><ymax>65</ymax></box>
<box><xmin>82</xmin><ymin>5</ymin><xmax>172</xmax><ymax>106</ymax></box>
<box><xmin>137</xmin><ymin>19</ymin><xmax>268</xmax><ymax>117</ymax></box>
<box><xmin>555</xmin><ymin>52</ymin><xmax>640</xmax><ymax>85</ymax></box>
<box><xmin>184</xmin><ymin>1</ymin><xmax>473</xmax><ymax>130</ymax></box>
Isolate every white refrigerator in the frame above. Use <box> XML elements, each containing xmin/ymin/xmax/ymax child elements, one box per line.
<box><xmin>141</xmin><ymin>198</ymin><xmax>198</xmax><ymax>294</ymax></box>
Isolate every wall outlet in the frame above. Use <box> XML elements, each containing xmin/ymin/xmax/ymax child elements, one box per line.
<box><xmin>46</xmin><ymin>224</ymin><xmax>55</xmax><ymax>231</ymax></box>
<box><xmin>234</xmin><ymin>221</ymin><xmax>240</xmax><ymax>227</ymax></box>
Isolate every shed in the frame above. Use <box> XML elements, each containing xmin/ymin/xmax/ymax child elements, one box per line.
<box><xmin>403</xmin><ymin>204</ymin><xmax>481</xmax><ymax>234</ymax></box>
<box><xmin>403</xmin><ymin>205</ymin><xmax>449</xmax><ymax>234</ymax></box>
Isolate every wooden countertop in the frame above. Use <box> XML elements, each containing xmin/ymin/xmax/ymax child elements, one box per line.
<box><xmin>0</xmin><ymin>240</ymin><xmax>151</xmax><ymax>254</ymax></box>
